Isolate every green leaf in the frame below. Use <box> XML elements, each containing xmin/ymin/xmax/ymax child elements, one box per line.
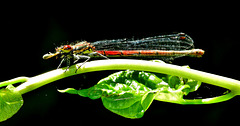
<box><xmin>58</xmin><ymin>88</ymin><xmax>79</xmax><ymax>94</ymax></box>
<box><xmin>154</xmin><ymin>85</ymin><xmax>190</xmax><ymax>103</ymax></box>
<box><xmin>59</xmin><ymin>70</ymin><xmax>202</xmax><ymax>118</ymax></box>
<box><xmin>168</xmin><ymin>76</ymin><xmax>181</xmax><ymax>88</ymax></box>
<box><xmin>185</xmin><ymin>79</ymin><xmax>201</xmax><ymax>92</ymax></box>
<box><xmin>0</xmin><ymin>85</ymin><xmax>23</xmax><ymax>122</ymax></box>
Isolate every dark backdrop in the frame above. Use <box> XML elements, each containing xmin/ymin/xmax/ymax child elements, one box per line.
<box><xmin>1</xmin><ymin>15</ymin><xmax>240</xmax><ymax>126</ymax></box>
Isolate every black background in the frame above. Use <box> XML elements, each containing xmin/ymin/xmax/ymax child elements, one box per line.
<box><xmin>1</xmin><ymin>12</ymin><xmax>240</xmax><ymax>126</ymax></box>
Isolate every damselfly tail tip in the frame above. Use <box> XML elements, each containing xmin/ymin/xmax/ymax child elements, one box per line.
<box><xmin>191</xmin><ymin>49</ymin><xmax>205</xmax><ymax>57</ymax></box>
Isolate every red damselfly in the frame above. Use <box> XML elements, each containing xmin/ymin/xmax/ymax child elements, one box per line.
<box><xmin>43</xmin><ymin>33</ymin><xmax>204</xmax><ymax>72</ymax></box>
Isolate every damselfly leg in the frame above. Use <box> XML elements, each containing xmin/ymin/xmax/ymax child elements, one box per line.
<box><xmin>57</xmin><ymin>58</ymin><xmax>65</xmax><ymax>69</ymax></box>
<box><xmin>74</xmin><ymin>55</ymin><xmax>91</xmax><ymax>73</ymax></box>
<box><xmin>75</xmin><ymin>52</ymin><xmax>109</xmax><ymax>73</ymax></box>
<box><xmin>57</xmin><ymin>55</ymin><xmax>73</xmax><ymax>72</ymax></box>
<box><xmin>56</xmin><ymin>52</ymin><xmax>109</xmax><ymax>73</ymax></box>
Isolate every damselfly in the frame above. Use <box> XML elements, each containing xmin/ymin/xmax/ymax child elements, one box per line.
<box><xmin>43</xmin><ymin>33</ymin><xmax>204</xmax><ymax>72</ymax></box>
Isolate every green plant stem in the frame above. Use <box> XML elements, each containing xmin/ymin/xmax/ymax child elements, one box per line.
<box><xmin>8</xmin><ymin>59</ymin><xmax>240</xmax><ymax>99</ymax></box>
<box><xmin>0</xmin><ymin>77</ymin><xmax>29</xmax><ymax>88</ymax></box>
<box><xmin>181</xmin><ymin>92</ymin><xmax>236</xmax><ymax>104</ymax></box>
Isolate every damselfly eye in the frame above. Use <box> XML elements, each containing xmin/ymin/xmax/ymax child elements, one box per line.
<box><xmin>63</xmin><ymin>45</ymin><xmax>72</xmax><ymax>50</ymax></box>
<box><xmin>61</xmin><ymin>45</ymin><xmax>73</xmax><ymax>53</ymax></box>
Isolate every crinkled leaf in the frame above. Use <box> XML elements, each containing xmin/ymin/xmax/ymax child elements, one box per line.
<box><xmin>0</xmin><ymin>85</ymin><xmax>23</xmax><ymax>122</ymax></box>
<box><xmin>59</xmin><ymin>69</ymin><xmax>201</xmax><ymax>119</ymax></box>
<box><xmin>154</xmin><ymin>85</ymin><xmax>190</xmax><ymax>103</ymax></box>
<box><xmin>102</xmin><ymin>92</ymin><xmax>155</xmax><ymax>118</ymax></box>
<box><xmin>185</xmin><ymin>79</ymin><xmax>202</xmax><ymax>92</ymax></box>
<box><xmin>168</xmin><ymin>76</ymin><xmax>182</xmax><ymax>88</ymax></box>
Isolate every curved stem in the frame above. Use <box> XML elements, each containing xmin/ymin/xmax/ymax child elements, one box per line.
<box><xmin>181</xmin><ymin>92</ymin><xmax>236</xmax><ymax>104</ymax></box>
<box><xmin>0</xmin><ymin>77</ymin><xmax>29</xmax><ymax>88</ymax></box>
<box><xmin>12</xmin><ymin>59</ymin><xmax>240</xmax><ymax>96</ymax></box>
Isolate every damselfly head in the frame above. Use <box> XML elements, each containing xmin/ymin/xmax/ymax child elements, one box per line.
<box><xmin>62</xmin><ymin>45</ymin><xmax>73</xmax><ymax>53</ymax></box>
<box><xmin>55</xmin><ymin>45</ymin><xmax>73</xmax><ymax>53</ymax></box>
